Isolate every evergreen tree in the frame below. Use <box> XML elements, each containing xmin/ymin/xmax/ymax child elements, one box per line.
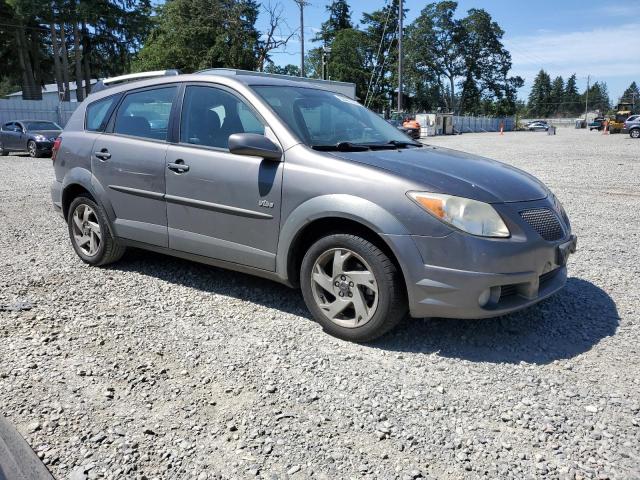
<box><xmin>527</xmin><ymin>69</ymin><xmax>552</xmax><ymax>117</ymax></box>
<box><xmin>620</xmin><ymin>81</ymin><xmax>639</xmax><ymax>109</ymax></box>
<box><xmin>549</xmin><ymin>76</ymin><xmax>564</xmax><ymax>116</ymax></box>
<box><xmin>314</xmin><ymin>0</ymin><xmax>353</xmax><ymax>46</ymax></box>
<box><xmin>326</xmin><ymin>28</ymin><xmax>370</xmax><ymax>99</ymax></box>
<box><xmin>583</xmin><ymin>81</ymin><xmax>610</xmax><ymax>113</ymax></box>
<box><xmin>133</xmin><ymin>0</ymin><xmax>260</xmax><ymax>73</ymax></box>
<box><xmin>360</xmin><ymin>0</ymin><xmax>401</xmax><ymax>111</ymax></box>
<box><xmin>563</xmin><ymin>74</ymin><xmax>581</xmax><ymax>115</ymax></box>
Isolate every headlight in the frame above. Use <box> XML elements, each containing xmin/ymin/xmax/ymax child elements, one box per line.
<box><xmin>407</xmin><ymin>191</ymin><xmax>510</xmax><ymax>238</ymax></box>
<box><xmin>34</xmin><ymin>135</ymin><xmax>47</xmax><ymax>142</ymax></box>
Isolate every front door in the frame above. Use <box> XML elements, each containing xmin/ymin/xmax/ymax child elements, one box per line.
<box><xmin>91</xmin><ymin>85</ymin><xmax>178</xmax><ymax>247</ymax></box>
<box><xmin>165</xmin><ymin>84</ymin><xmax>283</xmax><ymax>271</ymax></box>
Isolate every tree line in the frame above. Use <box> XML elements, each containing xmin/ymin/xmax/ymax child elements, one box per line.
<box><xmin>526</xmin><ymin>69</ymin><xmax>640</xmax><ymax>118</ymax></box>
<box><xmin>0</xmin><ymin>0</ymin><xmax>153</xmax><ymax>101</ymax></box>
<box><xmin>6</xmin><ymin>0</ymin><xmax>633</xmax><ymax>120</ymax></box>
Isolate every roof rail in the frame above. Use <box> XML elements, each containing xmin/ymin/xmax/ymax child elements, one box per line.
<box><xmin>91</xmin><ymin>70</ymin><xmax>180</xmax><ymax>94</ymax></box>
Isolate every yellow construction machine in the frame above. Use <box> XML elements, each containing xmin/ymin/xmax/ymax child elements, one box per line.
<box><xmin>608</xmin><ymin>102</ymin><xmax>634</xmax><ymax>133</ymax></box>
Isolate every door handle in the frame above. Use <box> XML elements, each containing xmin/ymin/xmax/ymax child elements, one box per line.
<box><xmin>167</xmin><ymin>160</ymin><xmax>189</xmax><ymax>173</ymax></box>
<box><xmin>95</xmin><ymin>149</ymin><xmax>111</xmax><ymax>161</ymax></box>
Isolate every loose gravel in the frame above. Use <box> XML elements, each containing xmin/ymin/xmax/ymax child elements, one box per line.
<box><xmin>1</xmin><ymin>128</ymin><xmax>639</xmax><ymax>480</ymax></box>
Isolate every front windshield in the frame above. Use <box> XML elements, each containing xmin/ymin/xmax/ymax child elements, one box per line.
<box><xmin>25</xmin><ymin>121</ymin><xmax>61</xmax><ymax>131</ymax></box>
<box><xmin>253</xmin><ymin>86</ymin><xmax>415</xmax><ymax>147</ymax></box>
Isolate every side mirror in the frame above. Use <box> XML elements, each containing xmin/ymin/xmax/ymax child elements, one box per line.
<box><xmin>228</xmin><ymin>133</ymin><xmax>282</xmax><ymax>161</ymax></box>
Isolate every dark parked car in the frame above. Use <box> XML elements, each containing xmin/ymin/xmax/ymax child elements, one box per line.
<box><xmin>589</xmin><ymin>118</ymin><xmax>605</xmax><ymax>131</ymax></box>
<box><xmin>0</xmin><ymin>120</ymin><xmax>62</xmax><ymax>157</ymax></box>
<box><xmin>51</xmin><ymin>70</ymin><xmax>576</xmax><ymax>342</ymax></box>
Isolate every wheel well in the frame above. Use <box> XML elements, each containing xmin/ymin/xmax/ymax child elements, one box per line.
<box><xmin>287</xmin><ymin>217</ymin><xmax>406</xmax><ymax>290</ymax></box>
<box><xmin>61</xmin><ymin>184</ymin><xmax>94</xmax><ymax>219</ymax></box>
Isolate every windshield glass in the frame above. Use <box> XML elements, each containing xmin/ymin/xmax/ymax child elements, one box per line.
<box><xmin>253</xmin><ymin>86</ymin><xmax>415</xmax><ymax>147</ymax></box>
<box><xmin>25</xmin><ymin>121</ymin><xmax>61</xmax><ymax>131</ymax></box>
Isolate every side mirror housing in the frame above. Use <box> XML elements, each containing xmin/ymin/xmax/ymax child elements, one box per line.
<box><xmin>228</xmin><ymin>133</ymin><xmax>282</xmax><ymax>161</ymax></box>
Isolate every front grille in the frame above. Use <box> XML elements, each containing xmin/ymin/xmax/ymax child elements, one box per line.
<box><xmin>539</xmin><ymin>268</ymin><xmax>560</xmax><ymax>286</ymax></box>
<box><xmin>519</xmin><ymin>208</ymin><xmax>564</xmax><ymax>241</ymax></box>
<box><xmin>498</xmin><ymin>268</ymin><xmax>561</xmax><ymax>302</ymax></box>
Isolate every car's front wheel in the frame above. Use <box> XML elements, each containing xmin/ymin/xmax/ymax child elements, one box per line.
<box><xmin>630</xmin><ymin>129</ymin><xmax>640</xmax><ymax>139</ymax></box>
<box><xmin>300</xmin><ymin>234</ymin><xmax>406</xmax><ymax>342</ymax></box>
<box><xmin>67</xmin><ymin>195</ymin><xmax>126</xmax><ymax>266</ymax></box>
<box><xmin>27</xmin><ymin>140</ymin><xmax>40</xmax><ymax>158</ymax></box>
<box><xmin>0</xmin><ymin>142</ymin><xmax>7</xmax><ymax>156</ymax></box>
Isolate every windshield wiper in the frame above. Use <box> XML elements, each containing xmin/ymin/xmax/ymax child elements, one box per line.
<box><xmin>311</xmin><ymin>140</ymin><xmax>421</xmax><ymax>152</ymax></box>
<box><xmin>312</xmin><ymin>142</ymin><xmax>371</xmax><ymax>152</ymax></box>
<box><xmin>387</xmin><ymin>140</ymin><xmax>423</xmax><ymax>148</ymax></box>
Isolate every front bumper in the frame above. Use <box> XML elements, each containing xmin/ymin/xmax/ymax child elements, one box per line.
<box><xmin>35</xmin><ymin>141</ymin><xmax>53</xmax><ymax>153</ymax></box>
<box><xmin>384</xmin><ymin>198</ymin><xmax>576</xmax><ymax>319</ymax></box>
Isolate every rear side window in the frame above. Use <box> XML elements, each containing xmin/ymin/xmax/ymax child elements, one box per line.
<box><xmin>114</xmin><ymin>86</ymin><xmax>177</xmax><ymax>141</ymax></box>
<box><xmin>86</xmin><ymin>96</ymin><xmax>118</xmax><ymax>132</ymax></box>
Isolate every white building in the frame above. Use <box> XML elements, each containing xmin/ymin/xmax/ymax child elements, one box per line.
<box><xmin>8</xmin><ymin>80</ymin><xmax>98</xmax><ymax>102</ymax></box>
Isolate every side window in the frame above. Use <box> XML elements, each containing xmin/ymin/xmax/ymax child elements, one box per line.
<box><xmin>2</xmin><ymin>122</ymin><xmax>13</xmax><ymax>131</ymax></box>
<box><xmin>114</xmin><ymin>86</ymin><xmax>177</xmax><ymax>141</ymax></box>
<box><xmin>86</xmin><ymin>95</ymin><xmax>118</xmax><ymax>132</ymax></box>
<box><xmin>180</xmin><ymin>85</ymin><xmax>265</xmax><ymax>149</ymax></box>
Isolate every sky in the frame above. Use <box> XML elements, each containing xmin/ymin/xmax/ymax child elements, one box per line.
<box><xmin>257</xmin><ymin>0</ymin><xmax>640</xmax><ymax>102</ymax></box>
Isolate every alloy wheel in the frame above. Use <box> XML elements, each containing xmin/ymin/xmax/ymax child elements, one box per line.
<box><xmin>632</xmin><ymin>129</ymin><xmax>640</xmax><ymax>139</ymax></box>
<box><xmin>28</xmin><ymin>141</ymin><xmax>36</xmax><ymax>157</ymax></box>
<box><xmin>310</xmin><ymin>248</ymin><xmax>379</xmax><ymax>328</ymax></box>
<box><xmin>71</xmin><ymin>204</ymin><xmax>102</xmax><ymax>257</ymax></box>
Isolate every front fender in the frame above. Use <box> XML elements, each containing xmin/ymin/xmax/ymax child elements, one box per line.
<box><xmin>276</xmin><ymin>194</ymin><xmax>411</xmax><ymax>282</ymax></box>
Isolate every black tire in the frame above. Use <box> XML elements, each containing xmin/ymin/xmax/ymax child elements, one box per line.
<box><xmin>630</xmin><ymin>129</ymin><xmax>640</xmax><ymax>139</ymax></box>
<box><xmin>67</xmin><ymin>195</ymin><xmax>126</xmax><ymax>266</ymax></box>
<box><xmin>27</xmin><ymin>140</ymin><xmax>40</xmax><ymax>158</ymax></box>
<box><xmin>0</xmin><ymin>142</ymin><xmax>8</xmax><ymax>156</ymax></box>
<box><xmin>300</xmin><ymin>234</ymin><xmax>407</xmax><ymax>342</ymax></box>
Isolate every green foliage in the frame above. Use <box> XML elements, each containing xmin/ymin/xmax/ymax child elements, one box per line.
<box><xmin>563</xmin><ymin>74</ymin><xmax>582</xmax><ymax>115</ymax></box>
<box><xmin>527</xmin><ymin>69</ymin><xmax>552</xmax><ymax>117</ymax></box>
<box><xmin>583</xmin><ymin>81</ymin><xmax>610</xmax><ymax>113</ymax></box>
<box><xmin>264</xmin><ymin>63</ymin><xmax>301</xmax><ymax>76</ymax></box>
<box><xmin>405</xmin><ymin>2</ymin><xmax>521</xmax><ymax>115</ymax></box>
<box><xmin>620</xmin><ymin>81</ymin><xmax>639</xmax><ymax>108</ymax></box>
<box><xmin>133</xmin><ymin>0</ymin><xmax>260</xmax><ymax>73</ymax></box>
<box><xmin>314</xmin><ymin>0</ymin><xmax>353</xmax><ymax>46</ymax></box>
<box><xmin>0</xmin><ymin>77</ymin><xmax>20</xmax><ymax>98</ymax></box>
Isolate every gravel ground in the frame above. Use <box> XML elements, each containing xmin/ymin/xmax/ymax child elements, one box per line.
<box><xmin>1</xmin><ymin>128</ymin><xmax>639</xmax><ymax>480</ymax></box>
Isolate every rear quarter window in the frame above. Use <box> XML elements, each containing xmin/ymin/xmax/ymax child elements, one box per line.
<box><xmin>86</xmin><ymin>95</ymin><xmax>119</xmax><ymax>132</ymax></box>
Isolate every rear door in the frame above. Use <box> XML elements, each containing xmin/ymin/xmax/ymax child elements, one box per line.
<box><xmin>91</xmin><ymin>85</ymin><xmax>178</xmax><ymax>247</ymax></box>
<box><xmin>1</xmin><ymin>122</ymin><xmax>16</xmax><ymax>149</ymax></box>
<box><xmin>164</xmin><ymin>84</ymin><xmax>283</xmax><ymax>270</ymax></box>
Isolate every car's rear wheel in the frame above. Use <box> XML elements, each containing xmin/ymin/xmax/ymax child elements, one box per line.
<box><xmin>300</xmin><ymin>234</ymin><xmax>406</xmax><ymax>342</ymax></box>
<box><xmin>67</xmin><ymin>195</ymin><xmax>126</xmax><ymax>266</ymax></box>
<box><xmin>27</xmin><ymin>140</ymin><xmax>39</xmax><ymax>158</ymax></box>
<box><xmin>631</xmin><ymin>129</ymin><xmax>640</xmax><ymax>139</ymax></box>
<box><xmin>0</xmin><ymin>142</ymin><xmax>8</xmax><ymax>156</ymax></box>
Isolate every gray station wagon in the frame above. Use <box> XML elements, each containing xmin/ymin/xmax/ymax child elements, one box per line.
<box><xmin>50</xmin><ymin>70</ymin><xmax>577</xmax><ymax>342</ymax></box>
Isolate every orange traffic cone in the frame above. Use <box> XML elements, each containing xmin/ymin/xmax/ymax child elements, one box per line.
<box><xmin>499</xmin><ymin>121</ymin><xmax>504</xmax><ymax>135</ymax></box>
<box><xmin>603</xmin><ymin>121</ymin><xmax>609</xmax><ymax>135</ymax></box>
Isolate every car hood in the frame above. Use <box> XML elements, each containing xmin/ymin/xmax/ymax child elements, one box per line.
<box><xmin>29</xmin><ymin>130</ymin><xmax>61</xmax><ymax>138</ymax></box>
<box><xmin>328</xmin><ymin>145</ymin><xmax>548</xmax><ymax>203</ymax></box>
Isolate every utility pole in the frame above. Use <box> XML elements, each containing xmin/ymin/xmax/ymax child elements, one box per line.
<box><xmin>294</xmin><ymin>0</ymin><xmax>306</xmax><ymax>77</ymax></box>
<box><xmin>584</xmin><ymin>75</ymin><xmax>590</xmax><ymax>121</ymax></box>
<box><xmin>397</xmin><ymin>0</ymin><xmax>403</xmax><ymax>113</ymax></box>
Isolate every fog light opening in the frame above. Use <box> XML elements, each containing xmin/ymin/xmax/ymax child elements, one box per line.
<box><xmin>478</xmin><ymin>286</ymin><xmax>502</xmax><ymax>307</ymax></box>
